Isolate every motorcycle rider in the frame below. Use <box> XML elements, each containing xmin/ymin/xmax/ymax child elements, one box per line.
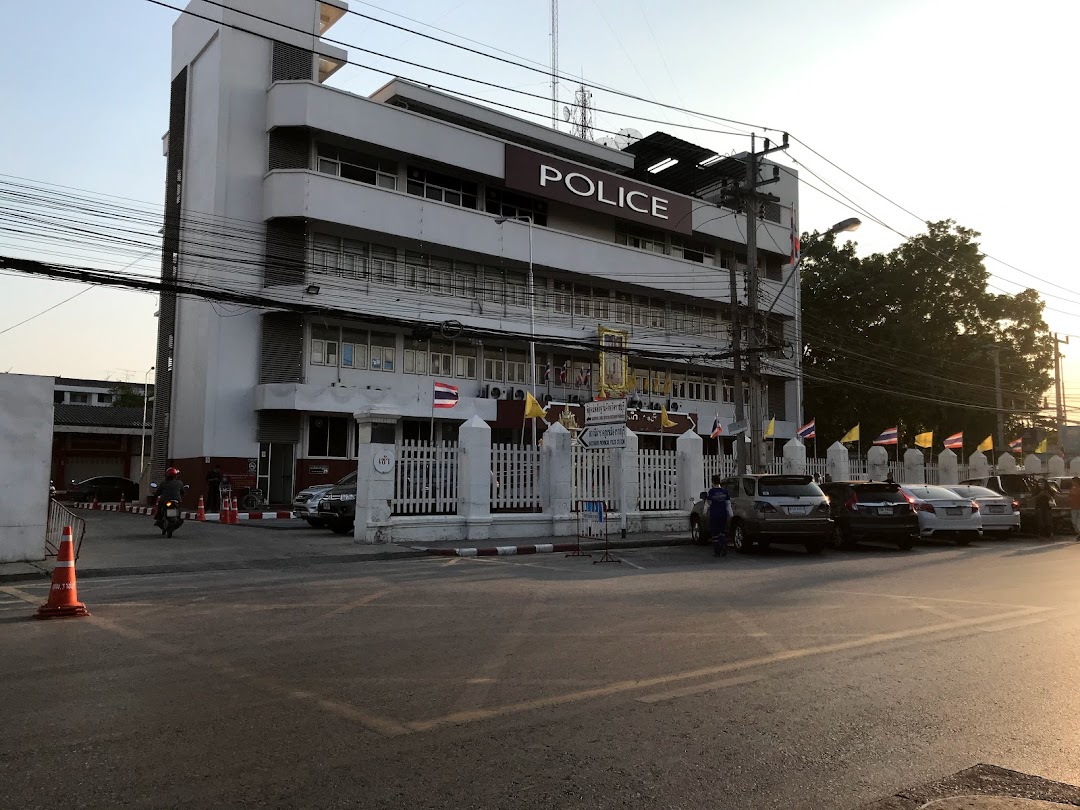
<box><xmin>153</xmin><ymin>467</ymin><xmax>186</xmax><ymax>528</ymax></box>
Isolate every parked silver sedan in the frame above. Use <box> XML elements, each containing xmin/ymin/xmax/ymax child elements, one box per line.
<box><xmin>943</xmin><ymin>485</ymin><xmax>1020</xmax><ymax>537</ymax></box>
<box><xmin>901</xmin><ymin>485</ymin><xmax>983</xmax><ymax>545</ymax></box>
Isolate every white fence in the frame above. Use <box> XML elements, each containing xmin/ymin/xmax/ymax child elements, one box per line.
<box><xmin>491</xmin><ymin>443</ymin><xmax>540</xmax><ymax>512</ymax></box>
<box><xmin>638</xmin><ymin>449</ymin><xmax>678</xmax><ymax>511</ymax></box>
<box><xmin>571</xmin><ymin>446</ymin><xmax>618</xmax><ymax>510</ymax></box>
<box><xmin>393</xmin><ymin>440</ymin><xmax>458</xmax><ymax>515</ymax></box>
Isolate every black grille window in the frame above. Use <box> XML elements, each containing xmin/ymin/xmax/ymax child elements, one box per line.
<box><xmin>406</xmin><ymin>167</ymin><xmax>477</xmax><ymax>209</ymax></box>
<box><xmin>272</xmin><ymin>41</ymin><xmax>313</xmax><ymax>82</ymax></box>
<box><xmin>317</xmin><ymin>144</ymin><xmax>397</xmax><ymax>189</ymax></box>
<box><xmin>308</xmin><ymin>415</ymin><xmax>349</xmax><ymax>458</ymax></box>
<box><xmin>485</xmin><ymin>188</ymin><xmax>547</xmax><ymax>226</ymax></box>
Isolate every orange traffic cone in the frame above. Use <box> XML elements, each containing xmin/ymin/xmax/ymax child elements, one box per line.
<box><xmin>196</xmin><ymin>496</ymin><xmax>206</xmax><ymax>522</ymax></box>
<box><xmin>223</xmin><ymin>496</ymin><xmax>232</xmax><ymax>525</ymax></box>
<box><xmin>118</xmin><ymin>492</ymin><xmax>127</xmax><ymax>512</ymax></box>
<box><xmin>230</xmin><ymin>495</ymin><xmax>239</xmax><ymax>524</ymax></box>
<box><xmin>35</xmin><ymin>526</ymin><xmax>90</xmax><ymax>620</ymax></box>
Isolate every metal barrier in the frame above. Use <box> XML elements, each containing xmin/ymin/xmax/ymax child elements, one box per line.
<box><xmin>46</xmin><ymin>499</ymin><xmax>86</xmax><ymax>560</ymax></box>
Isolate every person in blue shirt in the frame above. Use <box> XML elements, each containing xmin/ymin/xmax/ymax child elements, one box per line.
<box><xmin>707</xmin><ymin>474</ymin><xmax>733</xmax><ymax>557</ymax></box>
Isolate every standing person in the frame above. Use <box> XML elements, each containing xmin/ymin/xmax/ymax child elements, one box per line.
<box><xmin>206</xmin><ymin>465</ymin><xmax>223</xmax><ymax>512</ymax></box>
<box><xmin>706</xmin><ymin>474</ymin><xmax>733</xmax><ymax>558</ymax></box>
<box><xmin>1070</xmin><ymin>477</ymin><xmax>1080</xmax><ymax>542</ymax></box>
<box><xmin>1035</xmin><ymin>480</ymin><xmax>1054</xmax><ymax>539</ymax></box>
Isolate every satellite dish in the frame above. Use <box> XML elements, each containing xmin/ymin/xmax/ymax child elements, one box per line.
<box><xmin>619</xmin><ymin>128</ymin><xmax>643</xmax><ymax>143</ymax></box>
<box><xmin>595</xmin><ymin>135</ymin><xmax>621</xmax><ymax>149</ymax></box>
<box><xmin>562</xmin><ymin>106</ymin><xmax>573</xmax><ymax>122</ymax></box>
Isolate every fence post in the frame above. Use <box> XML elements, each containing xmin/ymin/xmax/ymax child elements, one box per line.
<box><xmin>458</xmin><ymin>415</ymin><xmax>492</xmax><ymax>541</ymax></box>
<box><xmin>1048</xmin><ymin>454</ymin><xmax>1066</xmax><ymax>477</ymax></box>
<box><xmin>1024</xmin><ymin>453</ymin><xmax>1044</xmax><ymax>475</ymax></box>
<box><xmin>968</xmin><ymin>451</ymin><xmax>990</xmax><ymax>480</ymax></box>
<box><xmin>676</xmin><ymin>429</ymin><xmax>704</xmax><ymax>514</ymax></box>
<box><xmin>903</xmin><ymin>449</ymin><xmax>925</xmax><ymax>484</ymax></box>
<box><xmin>998</xmin><ymin>453</ymin><xmax>1017</xmax><ymax>473</ymax></box>
<box><xmin>611</xmin><ymin>427</ymin><xmax>639</xmax><ymax>536</ymax></box>
<box><xmin>867</xmin><ymin>446</ymin><xmax>889</xmax><ymax>481</ymax></box>
<box><xmin>541</xmin><ymin>421</ymin><xmax>572</xmax><ymax>519</ymax></box>
<box><xmin>353</xmin><ymin>406</ymin><xmax>400</xmax><ymax>544</ymax></box>
<box><xmin>938</xmin><ymin>448</ymin><xmax>959</xmax><ymax>485</ymax></box>
<box><xmin>782</xmin><ymin>438</ymin><xmax>806</xmax><ymax>475</ymax></box>
<box><xmin>826</xmin><ymin>441</ymin><xmax>850</xmax><ymax>482</ymax></box>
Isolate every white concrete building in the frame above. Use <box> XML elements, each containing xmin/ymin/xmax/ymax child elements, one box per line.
<box><xmin>154</xmin><ymin>0</ymin><xmax>801</xmax><ymax>506</ymax></box>
<box><xmin>0</xmin><ymin>374</ymin><xmax>53</xmax><ymax>563</ymax></box>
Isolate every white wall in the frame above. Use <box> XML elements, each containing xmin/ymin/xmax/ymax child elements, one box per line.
<box><xmin>0</xmin><ymin>374</ymin><xmax>54</xmax><ymax>563</ymax></box>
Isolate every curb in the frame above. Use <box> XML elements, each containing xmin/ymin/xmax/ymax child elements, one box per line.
<box><xmin>420</xmin><ymin>535</ymin><xmax>692</xmax><ymax>557</ymax></box>
<box><xmin>71</xmin><ymin>503</ymin><xmax>298</xmax><ymax>521</ymax></box>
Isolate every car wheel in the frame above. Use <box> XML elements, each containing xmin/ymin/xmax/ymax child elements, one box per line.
<box><xmin>805</xmin><ymin>539</ymin><xmax>824</xmax><ymax>555</ymax></box>
<box><xmin>831</xmin><ymin>525</ymin><xmax>848</xmax><ymax>550</ymax></box>
<box><xmin>331</xmin><ymin>522</ymin><xmax>354</xmax><ymax>535</ymax></box>
<box><xmin>897</xmin><ymin>538</ymin><xmax>914</xmax><ymax>551</ymax></box>
<box><xmin>305</xmin><ymin>518</ymin><xmax>325</xmax><ymax>529</ymax></box>
<box><xmin>955</xmin><ymin>535</ymin><xmax>973</xmax><ymax>546</ymax></box>
<box><xmin>731</xmin><ymin>522</ymin><xmax>751</xmax><ymax>553</ymax></box>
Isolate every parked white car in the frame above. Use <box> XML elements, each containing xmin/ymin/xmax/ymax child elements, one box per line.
<box><xmin>942</xmin><ymin>485</ymin><xmax>1020</xmax><ymax>537</ymax></box>
<box><xmin>900</xmin><ymin>484</ymin><xmax>983</xmax><ymax>545</ymax></box>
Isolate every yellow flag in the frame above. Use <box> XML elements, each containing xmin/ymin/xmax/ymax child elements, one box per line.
<box><xmin>840</xmin><ymin>424</ymin><xmax>860</xmax><ymax>444</ymax></box>
<box><xmin>524</xmin><ymin>391</ymin><xmax>546</xmax><ymax>419</ymax></box>
<box><xmin>764</xmin><ymin>417</ymin><xmax>776</xmax><ymax>438</ymax></box>
<box><xmin>976</xmin><ymin>435</ymin><xmax>993</xmax><ymax>452</ymax></box>
<box><xmin>915</xmin><ymin>431</ymin><xmax>933</xmax><ymax>449</ymax></box>
<box><xmin>660</xmin><ymin>405</ymin><xmax>676</xmax><ymax>429</ymax></box>
<box><xmin>1035</xmin><ymin>438</ymin><xmax>1047</xmax><ymax>453</ymax></box>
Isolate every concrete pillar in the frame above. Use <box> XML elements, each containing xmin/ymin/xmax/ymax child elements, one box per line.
<box><xmin>903</xmin><ymin>449</ymin><xmax>925</xmax><ymax>484</ymax></box>
<box><xmin>782</xmin><ymin>438</ymin><xmax>807</xmax><ymax>475</ymax></box>
<box><xmin>540</xmin><ymin>421</ymin><xmax>571</xmax><ymax>518</ymax></box>
<box><xmin>1048</xmin><ymin>455</ymin><xmax>1066</xmax><ymax>477</ymax></box>
<box><xmin>968</xmin><ymin>451</ymin><xmax>990</xmax><ymax>480</ymax></box>
<box><xmin>457</xmin><ymin>415</ymin><xmax>492</xmax><ymax>541</ymax></box>
<box><xmin>1070</xmin><ymin>457</ymin><xmax>1080</xmax><ymax>477</ymax></box>
<box><xmin>1024</xmin><ymin>453</ymin><xmax>1043</xmax><ymax>474</ymax></box>
<box><xmin>353</xmin><ymin>406</ymin><xmax>400</xmax><ymax>544</ymax></box>
<box><xmin>938</xmin><ymin>449</ymin><xmax>959</xmax><ymax>485</ymax></box>
<box><xmin>611</xmin><ymin>427</ymin><xmax>640</xmax><ymax>517</ymax></box>
<box><xmin>998</xmin><ymin>453</ymin><xmax>1017</xmax><ymax>473</ymax></box>
<box><xmin>676</xmin><ymin>429</ymin><xmax>704</xmax><ymax>515</ymax></box>
<box><xmin>867</xmin><ymin>446</ymin><xmax>889</xmax><ymax>482</ymax></box>
<box><xmin>826</xmin><ymin>441</ymin><xmax>850</xmax><ymax>482</ymax></box>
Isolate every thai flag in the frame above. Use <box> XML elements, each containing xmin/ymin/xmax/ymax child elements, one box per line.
<box><xmin>1009</xmin><ymin>437</ymin><xmax>1022</xmax><ymax>454</ymax></box>
<box><xmin>796</xmin><ymin>418</ymin><xmax>816</xmax><ymax>440</ymax></box>
<box><xmin>432</xmin><ymin>381</ymin><xmax>459</xmax><ymax>409</ymax></box>
<box><xmin>557</xmin><ymin>362</ymin><xmax>569</xmax><ymax>384</ymax></box>
<box><xmin>873</xmin><ymin>426</ymin><xmax>898</xmax><ymax>446</ymax></box>
<box><xmin>576</xmin><ymin>367</ymin><xmax>592</xmax><ymax>386</ymax></box>
<box><xmin>789</xmin><ymin>205</ymin><xmax>800</xmax><ymax>265</ymax></box>
<box><xmin>710</xmin><ymin>415</ymin><xmax>723</xmax><ymax>439</ymax></box>
<box><xmin>543</xmin><ymin>363</ymin><xmax>552</xmax><ymax>383</ymax></box>
<box><xmin>943</xmin><ymin>432</ymin><xmax>963</xmax><ymax>450</ymax></box>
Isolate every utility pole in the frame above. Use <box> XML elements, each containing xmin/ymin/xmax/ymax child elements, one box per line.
<box><xmin>1055</xmin><ymin>333</ymin><xmax>1069</xmax><ymax>450</ymax></box>
<box><xmin>990</xmin><ymin>346</ymin><xmax>1004</xmax><ymax>460</ymax></box>
<box><xmin>742</xmin><ymin>133</ymin><xmax>788</xmax><ymax>473</ymax></box>
<box><xmin>730</xmin><ymin>258</ymin><xmax>745</xmax><ymax>475</ymax></box>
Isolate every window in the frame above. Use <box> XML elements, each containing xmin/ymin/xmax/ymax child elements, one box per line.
<box><xmin>552</xmin><ymin>281</ymin><xmax>572</xmax><ymax>314</ymax></box>
<box><xmin>484</xmin><ymin>188</ymin><xmax>548</xmax><ymax>227</ymax></box>
<box><xmin>370</xmin><ymin>333</ymin><xmax>395</xmax><ymax>372</ymax></box>
<box><xmin>612</xmin><ymin>291</ymin><xmax>631</xmax><ymax>324</ymax></box>
<box><xmin>427</xmin><ymin>258</ymin><xmax>454</xmax><ymax>296</ymax></box>
<box><xmin>310</xmin><ymin>324</ymin><xmax>338</xmax><ymax>367</ymax></box>
<box><xmin>404</xmin><ymin>343</ymin><xmax>428</xmax><ymax>375</ymax></box>
<box><xmin>429</xmin><ymin>343</ymin><xmax>453</xmax><ymax>377</ymax></box>
<box><xmin>506</xmin><ymin>351</ymin><xmax>528</xmax><ymax>384</ymax></box>
<box><xmin>671</xmin><ymin>237</ymin><xmax>716</xmax><ymax>265</ymax></box>
<box><xmin>479</xmin><ymin>268</ymin><xmax>502</xmax><ymax>303</ymax></box>
<box><xmin>317</xmin><ymin>144</ymin><xmax>397</xmax><ymax>189</ymax></box>
<box><xmin>483</xmin><ymin>348</ymin><xmax>505</xmax><ymax>382</ymax></box>
<box><xmin>370</xmin><ymin>244</ymin><xmax>397</xmax><ymax>285</ymax></box>
<box><xmin>505</xmin><ymin>272</ymin><xmax>527</xmax><ymax>308</ymax></box>
<box><xmin>616</xmin><ymin>224</ymin><xmax>667</xmax><ymax>254</ymax></box>
<box><xmin>722</xmin><ymin>376</ymin><xmax>734</xmax><ymax>403</ymax></box>
<box><xmin>453</xmin><ymin>263</ymin><xmax>476</xmax><ymax>298</ymax></box>
<box><xmin>308</xmin><ymin>415</ymin><xmax>349</xmax><ymax>458</ymax></box>
<box><xmin>311</xmin><ymin>234</ymin><xmax>397</xmax><ymax>282</ymax></box>
<box><xmin>70</xmin><ymin>392</ymin><xmax>89</xmax><ymax>404</ymax></box>
<box><xmin>406</xmin><ymin>167</ymin><xmax>478</xmax><ymax>209</ymax></box>
<box><xmin>97</xmin><ymin>393</ymin><xmax>113</xmax><ymax>404</ymax></box>
<box><xmin>703</xmin><ymin>378</ymin><xmax>717</xmax><ymax>402</ymax></box>
<box><xmin>454</xmin><ymin>348</ymin><xmax>477</xmax><ymax>380</ymax></box>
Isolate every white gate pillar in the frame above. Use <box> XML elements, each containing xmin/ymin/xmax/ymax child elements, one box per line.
<box><xmin>611</xmin><ymin>428</ymin><xmax>640</xmax><ymax>534</ymax></box>
<box><xmin>1048</xmin><ymin>455</ymin><xmax>1066</xmax><ymax>477</ymax></box>
<box><xmin>938</xmin><ymin>449</ymin><xmax>959</xmax><ymax>485</ymax></box>
<box><xmin>903</xmin><ymin>449</ymin><xmax>925</xmax><ymax>484</ymax></box>
<box><xmin>676</xmin><ymin>429</ymin><xmax>704</xmax><ymax>515</ymax></box>
<box><xmin>541</xmin><ymin>422</ymin><xmax>572</xmax><ymax>518</ymax></box>
<box><xmin>782</xmin><ymin>438</ymin><xmax>807</xmax><ymax>475</ymax></box>
<box><xmin>867</xmin><ymin>446</ymin><xmax>889</xmax><ymax>481</ymax></box>
<box><xmin>968</xmin><ymin>451</ymin><xmax>990</xmax><ymax>480</ymax></box>
<box><xmin>998</xmin><ymin>453</ymin><xmax>1018</xmax><ymax>473</ymax></box>
<box><xmin>353</xmin><ymin>406</ymin><xmax>400</xmax><ymax>545</ymax></box>
<box><xmin>1070</xmin><ymin>457</ymin><xmax>1080</xmax><ymax>477</ymax></box>
<box><xmin>458</xmin><ymin>415</ymin><xmax>492</xmax><ymax>541</ymax></box>
<box><xmin>1025</xmin><ymin>453</ymin><xmax>1044</xmax><ymax>475</ymax></box>
<box><xmin>826</xmin><ymin>442</ymin><xmax>850</xmax><ymax>482</ymax></box>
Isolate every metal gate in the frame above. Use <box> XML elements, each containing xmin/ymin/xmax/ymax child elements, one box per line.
<box><xmin>46</xmin><ymin>499</ymin><xmax>86</xmax><ymax>560</ymax></box>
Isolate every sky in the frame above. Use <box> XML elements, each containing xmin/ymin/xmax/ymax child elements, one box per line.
<box><xmin>1</xmin><ymin>0</ymin><xmax>1077</xmax><ymax>414</ymax></box>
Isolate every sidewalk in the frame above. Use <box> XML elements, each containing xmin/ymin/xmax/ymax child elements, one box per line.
<box><xmin>0</xmin><ymin>510</ymin><xmax>693</xmax><ymax>583</ymax></box>
<box><xmin>858</xmin><ymin>765</ymin><xmax>1080</xmax><ymax>809</ymax></box>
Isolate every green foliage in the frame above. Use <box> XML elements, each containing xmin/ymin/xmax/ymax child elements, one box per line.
<box><xmin>799</xmin><ymin>220</ymin><xmax>1053</xmax><ymax>454</ymax></box>
<box><xmin>109</xmin><ymin>382</ymin><xmax>145</xmax><ymax>408</ymax></box>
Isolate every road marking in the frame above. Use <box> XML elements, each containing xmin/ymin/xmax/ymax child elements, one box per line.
<box><xmin>620</xmin><ymin>558</ymin><xmax>645</xmax><ymax>570</ymax></box>
<box><xmin>725</xmin><ymin>608</ymin><xmax>787</xmax><ymax>655</ymax></box>
<box><xmin>440</xmin><ymin>557</ymin><xmax>462</xmax><ymax>568</ymax></box>
<box><xmin>329</xmin><ymin>589</ymin><xmax>390</xmax><ymax>616</ymax></box>
<box><xmin>404</xmin><ymin>606</ymin><xmax>1047</xmax><ymax>733</ymax></box>
<box><xmin>823</xmin><ymin>589</ymin><xmax>1044</xmax><ymax>610</ymax></box>
<box><xmin>637</xmin><ymin>674</ymin><xmax>763</xmax><ymax>704</ymax></box>
<box><xmin>912</xmin><ymin>604</ymin><xmax>967</xmax><ymax>622</ymax></box>
<box><xmin>980</xmin><ymin>615</ymin><xmax>1052</xmax><ymax>633</ymax></box>
<box><xmin>0</xmin><ymin>586</ymin><xmax>38</xmax><ymax>605</ymax></box>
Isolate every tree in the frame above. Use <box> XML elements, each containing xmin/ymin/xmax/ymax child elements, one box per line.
<box><xmin>799</xmin><ymin>220</ymin><xmax>1053</xmax><ymax>455</ymax></box>
<box><xmin>109</xmin><ymin>382</ymin><xmax>145</xmax><ymax>408</ymax></box>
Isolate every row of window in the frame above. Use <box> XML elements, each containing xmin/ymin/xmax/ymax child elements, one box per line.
<box><xmin>310</xmin><ymin>326</ymin><xmax>397</xmax><ymax>372</ymax></box>
<box><xmin>310</xmin><ymin>235</ymin><xmax>733</xmax><ymax>338</ymax></box>
<box><xmin>59</xmin><ymin>391</ymin><xmax>113</xmax><ymax>405</ymax></box>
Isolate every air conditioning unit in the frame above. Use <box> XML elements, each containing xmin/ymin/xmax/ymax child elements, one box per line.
<box><xmin>478</xmin><ymin>385</ymin><xmax>490</xmax><ymax>399</ymax></box>
<box><xmin>666</xmin><ymin>400</ymin><xmax>680</xmax><ymax>412</ymax></box>
<box><xmin>569</xmin><ymin>394</ymin><xmax>581</xmax><ymax>403</ymax></box>
<box><xmin>489</xmin><ymin>386</ymin><xmax>505</xmax><ymax>400</ymax></box>
<box><xmin>543</xmin><ymin>394</ymin><xmax>553</xmax><ymax>404</ymax></box>
<box><xmin>513</xmin><ymin>388</ymin><xmax>525</xmax><ymax>400</ymax></box>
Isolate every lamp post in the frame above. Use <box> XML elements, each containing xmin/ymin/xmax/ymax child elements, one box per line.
<box><xmin>139</xmin><ymin>365</ymin><xmax>155</xmax><ymax>475</ymax></box>
<box><xmin>495</xmin><ymin>214</ymin><xmax>537</xmax><ymax>448</ymax></box>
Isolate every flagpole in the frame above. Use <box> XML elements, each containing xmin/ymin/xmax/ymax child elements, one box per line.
<box><xmin>429</xmin><ymin>380</ymin><xmax>436</xmax><ymax>443</ymax></box>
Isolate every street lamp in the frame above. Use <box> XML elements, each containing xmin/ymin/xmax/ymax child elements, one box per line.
<box><xmin>139</xmin><ymin>365</ymin><xmax>155</xmax><ymax>476</ymax></box>
<box><xmin>494</xmin><ymin>214</ymin><xmax>538</xmax><ymax>448</ymax></box>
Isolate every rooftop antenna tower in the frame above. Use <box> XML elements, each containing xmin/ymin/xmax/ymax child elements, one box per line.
<box><xmin>550</xmin><ymin>0</ymin><xmax>559</xmax><ymax>130</ymax></box>
<box><xmin>563</xmin><ymin>84</ymin><xmax>594</xmax><ymax>140</ymax></box>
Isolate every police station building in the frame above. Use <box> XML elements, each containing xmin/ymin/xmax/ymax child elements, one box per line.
<box><xmin>153</xmin><ymin>0</ymin><xmax>802</xmax><ymax>505</ymax></box>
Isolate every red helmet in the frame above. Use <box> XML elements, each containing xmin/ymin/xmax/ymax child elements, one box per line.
<box><xmin>166</xmin><ymin>467</ymin><xmax>180</xmax><ymax>477</ymax></box>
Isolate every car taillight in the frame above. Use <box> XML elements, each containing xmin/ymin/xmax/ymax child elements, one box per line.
<box><xmin>815</xmin><ymin>501</ymin><xmax>830</xmax><ymax>514</ymax></box>
<box><xmin>845</xmin><ymin>495</ymin><xmax>858</xmax><ymax>512</ymax></box>
<box><xmin>917</xmin><ymin>502</ymin><xmax>936</xmax><ymax>514</ymax></box>
<box><xmin>1012</xmin><ymin>500</ymin><xmax>1020</xmax><ymax>511</ymax></box>
<box><xmin>970</xmin><ymin>501</ymin><xmax>979</xmax><ymax>513</ymax></box>
<box><xmin>754</xmin><ymin>501</ymin><xmax>778</xmax><ymax>513</ymax></box>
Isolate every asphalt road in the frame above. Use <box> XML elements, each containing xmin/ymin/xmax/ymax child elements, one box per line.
<box><xmin>3</xmin><ymin>533</ymin><xmax>1080</xmax><ymax>809</ymax></box>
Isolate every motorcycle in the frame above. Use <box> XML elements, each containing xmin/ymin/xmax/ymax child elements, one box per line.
<box><xmin>150</xmin><ymin>483</ymin><xmax>190</xmax><ymax>538</ymax></box>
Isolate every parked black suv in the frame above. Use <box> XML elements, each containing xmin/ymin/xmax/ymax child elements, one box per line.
<box><xmin>819</xmin><ymin>481</ymin><xmax>918</xmax><ymax>550</ymax></box>
<box><xmin>317</xmin><ymin>477</ymin><xmax>359</xmax><ymax>535</ymax></box>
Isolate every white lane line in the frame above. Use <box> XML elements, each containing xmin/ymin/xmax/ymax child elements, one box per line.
<box><xmin>637</xmin><ymin>674</ymin><xmax>764</xmax><ymax>704</ymax></box>
<box><xmin>823</xmin><ymin>589</ymin><xmax>1043</xmax><ymax>610</ymax></box>
<box><xmin>979</xmin><ymin>615</ymin><xmax>1053</xmax><ymax>633</ymax></box>
<box><xmin>620</xmin><ymin>558</ymin><xmax>645</xmax><ymax>570</ymax></box>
